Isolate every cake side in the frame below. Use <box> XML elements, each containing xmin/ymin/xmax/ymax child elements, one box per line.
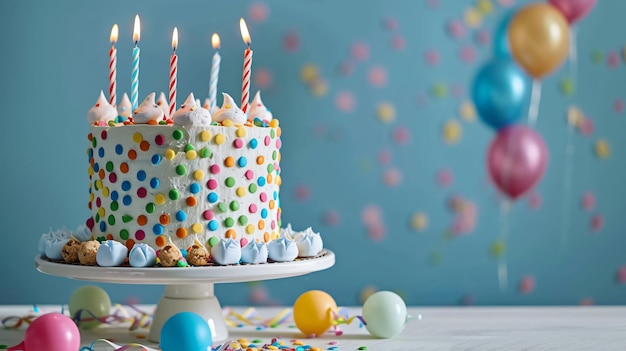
<box><xmin>86</xmin><ymin>122</ymin><xmax>282</xmax><ymax>251</ymax></box>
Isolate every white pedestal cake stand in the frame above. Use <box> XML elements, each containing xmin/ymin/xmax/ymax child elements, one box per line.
<box><xmin>35</xmin><ymin>251</ymin><xmax>335</xmax><ymax>343</ymax></box>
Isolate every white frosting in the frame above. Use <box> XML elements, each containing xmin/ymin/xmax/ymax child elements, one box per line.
<box><xmin>211</xmin><ymin>238</ymin><xmax>242</xmax><ymax>265</ymax></box>
<box><xmin>96</xmin><ymin>240</ymin><xmax>128</xmax><ymax>266</ymax></box>
<box><xmin>212</xmin><ymin>93</ymin><xmax>246</xmax><ymax>124</ymax></box>
<box><xmin>132</xmin><ymin>93</ymin><xmax>164</xmax><ymax>124</ymax></box>
<box><xmin>88</xmin><ymin>123</ymin><xmax>281</xmax><ymax>251</ymax></box>
<box><xmin>129</xmin><ymin>243</ymin><xmax>157</xmax><ymax>267</ymax></box>
<box><xmin>117</xmin><ymin>93</ymin><xmax>132</xmax><ymax>119</ymax></box>
<box><xmin>87</xmin><ymin>91</ymin><xmax>118</xmax><ymax>125</ymax></box>
<box><xmin>43</xmin><ymin>229</ymin><xmax>71</xmax><ymax>260</ymax></box>
<box><xmin>157</xmin><ymin>92</ymin><xmax>170</xmax><ymax>119</ymax></box>
<box><xmin>241</xmin><ymin>241</ymin><xmax>268</xmax><ymax>264</ymax></box>
<box><xmin>249</xmin><ymin>91</ymin><xmax>273</xmax><ymax>121</ymax></box>
<box><xmin>294</xmin><ymin>227</ymin><xmax>323</xmax><ymax>257</ymax></box>
<box><xmin>267</xmin><ymin>236</ymin><xmax>299</xmax><ymax>262</ymax></box>
<box><xmin>172</xmin><ymin>93</ymin><xmax>212</xmax><ymax>126</ymax></box>
<box><xmin>72</xmin><ymin>225</ymin><xmax>92</xmax><ymax>242</ymax></box>
<box><xmin>280</xmin><ymin>223</ymin><xmax>295</xmax><ymax>239</ymax></box>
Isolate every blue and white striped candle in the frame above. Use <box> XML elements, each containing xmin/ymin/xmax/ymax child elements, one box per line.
<box><xmin>131</xmin><ymin>15</ymin><xmax>141</xmax><ymax>110</ymax></box>
<box><xmin>208</xmin><ymin>33</ymin><xmax>221</xmax><ymax>114</ymax></box>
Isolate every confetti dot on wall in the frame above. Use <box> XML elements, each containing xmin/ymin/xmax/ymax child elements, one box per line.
<box><xmin>254</xmin><ymin>68</ymin><xmax>272</xmax><ymax>89</ymax></box>
<box><xmin>378</xmin><ymin>149</ymin><xmax>392</xmax><ymax>165</ymax></box>
<box><xmin>451</xmin><ymin>83</ymin><xmax>465</xmax><ymax>97</ymax></box>
<box><xmin>436</xmin><ymin>168</ymin><xmax>454</xmax><ymax>187</ymax></box>
<box><xmin>383</xmin><ymin>168</ymin><xmax>402</xmax><ymax>187</ymax></box>
<box><xmin>338</xmin><ymin>61</ymin><xmax>355</xmax><ymax>76</ymax></box>
<box><xmin>294</xmin><ymin>184</ymin><xmax>310</xmax><ymax>202</ymax></box>
<box><xmin>410</xmin><ymin>212</ymin><xmax>428</xmax><ymax>232</ymax></box>
<box><xmin>359</xmin><ymin>286</ymin><xmax>378</xmax><ymax>304</ymax></box>
<box><xmin>430</xmin><ymin>251</ymin><xmax>444</xmax><ymax>264</ymax></box>
<box><xmin>560</xmin><ymin>77</ymin><xmax>575</xmax><ymax>96</ymax></box>
<box><xmin>351</xmin><ymin>41</ymin><xmax>371</xmax><ymax>61</ymax></box>
<box><xmin>443</xmin><ymin>119</ymin><xmax>462</xmax><ymax>144</ymax></box>
<box><xmin>497</xmin><ymin>0</ymin><xmax>515</xmax><ymax>7</ymax></box>
<box><xmin>464</xmin><ymin>7</ymin><xmax>483</xmax><ymax>28</ymax></box>
<box><xmin>368</xmin><ymin>223</ymin><xmax>386</xmax><ymax>241</ymax></box>
<box><xmin>368</xmin><ymin>66</ymin><xmax>388</xmax><ymax>87</ymax></box>
<box><xmin>432</xmin><ymin>83</ymin><xmax>448</xmax><ymax>98</ymax></box>
<box><xmin>425</xmin><ymin>50</ymin><xmax>441</xmax><ymax>66</ymax></box>
<box><xmin>428</xmin><ymin>0</ymin><xmax>440</xmax><ymax>9</ymax></box>
<box><xmin>579</xmin><ymin>298</ymin><xmax>594</xmax><ymax>306</ymax></box>
<box><xmin>459</xmin><ymin>100</ymin><xmax>476</xmax><ymax>121</ymax></box>
<box><xmin>490</xmin><ymin>240</ymin><xmax>506</xmax><ymax>258</ymax></box>
<box><xmin>607</xmin><ymin>51</ymin><xmax>620</xmax><ymax>68</ymax></box>
<box><xmin>335</xmin><ymin>91</ymin><xmax>356</xmax><ymax>113</ymax></box>
<box><xmin>459</xmin><ymin>293</ymin><xmax>476</xmax><ymax>306</ymax></box>
<box><xmin>591</xmin><ymin>214</ymin><xmax>604</xmax><ymax>232</ymax></box>
<box><xmin>527</xmin><ymin>192</ymin><xmax>542</xmax><ymax>209</ymax></box>
<box><xmin>283</xmin><ymin>31</ymin><xmax>300</xmax><ymax>52</ymax></box>
<box><xmin>567</xmin><ymin>106</ymin><xmax>583</xmax><ymax>127</ymax></box>
<box><xmin>311</xmin><ymin>80</ymin><xmax>329</xmax><ymax>97</ymax></box>
<box><xmin>459</xmin><ymin>45</ymin><xmax>477</xmax><ymax>63</ymax></box>
<box><xmin>578</xmin><ymin>117</ymin><xmax>594</xmax><ymax>136</ymax></box>
<box><xmin>390</xmin><ymin>35</ymin><xmax>406</xmax><ymax>51</ymax></box>
<box><xmin>616</xmin><ymin>265</ymin><xmax>626</xmax><ymax>284</ymax></box>
<box><xmin>300</xmin><ymin>64</ymin><xmax>320</xmax><ymax>83</ymax></box>
<box><xmin>476</xmin><ymin>0</ymin><xmax>494</xmax><ymax>15</ymax></box>
<box><xmin>518</xmin><ymin>275</ymin><xmax>536</xmax><ymax>294</ymax></box>
<box><xmin>377</xmin><ymin>102</ymin><xmax>395</xmax><ymax>123</ymax></box>
<box><xmin>248</xmin><ymin>2</ymin><xmax>269</xmax><ymax>22</ymax></box>
<box><xmin>581</xmin><ymin>192</ymin><xmax>596</xmax><ymax>211</ymax></box>
<box><xmin>447</xmin><ymin>19</ymin><xmax>467</xmax><ymax>39</ymax></box>
<box><xmin>362</xmin><ymin>205</ymin><xmax>383</xmax><ymax>226</ymax></box>
<box><xmin>323</xmin><ymin>210</ymin><xmax>341</xmax><ymax>227</ymax></box>
<box><xmin>594</xmin><ymin>139</ymin><xmax>610</xmax><ymax>159</ymax></box>
<box><xmin>591</xmin><ymin>50</ymin><xmax>603</xmax><ymax>64</ymax></box>
<box><xmin>614</xmin><ymin>99</ymin><xmax>624</xmax><ymax>113</ymax></box>
<box><xmin>382</xmin><ymin>17</ymin><xmax>399</xmax><ymax>31</ymax></box>
<box><xmin>393</xmin><ymin>127</ymin><xmax>411</xmax><ymax>145</ymax></box>
<box><xmin>476</xmin><ymin>30</ymin><xmax>491</xmax><ymax>46</ymax></box>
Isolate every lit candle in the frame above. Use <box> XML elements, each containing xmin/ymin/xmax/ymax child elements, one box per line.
<box><xmin>239</xmin><ymin>18</ymin><xmax>253</xmax><ymax>115</ymax></box>
<box><xmin>131</xmin><ymin>15</ymin><xmax>141</xmax><ymax>110</ymax></box>
<box><xmin>208</xmin><ymin>33</ymin><xmax>221</xmax><ymax>114</ymax></box>
<box><xmin>109</xmin><ymin>24</ymin><xmax>118</xmax><ymax>106</ymax></box>
<box><xmin>169</xmin><ymin>27</ymin><xmax>178</xmax><ymax>118</ymax></box>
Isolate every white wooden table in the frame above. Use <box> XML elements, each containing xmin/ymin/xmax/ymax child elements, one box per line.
<box><xmin>1</xmin><ymin>305</ymin><xmax>626</xmax><ymax>350</ymax></box>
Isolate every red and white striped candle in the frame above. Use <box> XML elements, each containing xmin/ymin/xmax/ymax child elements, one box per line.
<box><xmin>109</xmin><ymin>24</ymin><xmax>118</xmax><ymax>106</ymax></box>
<box><xmin>169</xmin><ymin>27</ymin><xmax>178</xmax><ymax>118</ymax></box>
<box><xmin>239</xmin><ymin>18</ymin><xmax>253</xmax><ymax>115</ymax></box>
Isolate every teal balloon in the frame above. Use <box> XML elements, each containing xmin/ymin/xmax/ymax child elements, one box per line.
<box><xmin>68</xmin><ymin>285</ymin><xmax>111</xmax><ymax>330</ymax></box>
<box><xmin>493</xmin><ymin>10</ymin><xmax>515</xmax><ymax>58</ymax></box>
<box><xmin>362</xmin><ymin>291</ymin><xmax>408</xmax><ymax>338</ymax></box>
<box><xmin>472</xmin><ymin>59</ymin><xmax>531</xmax><ymax>130</ymax></box>
<box><xmin>160</xmin><ymin>312</ymin><xmax>212</xmax><ymax>351</ymax></box>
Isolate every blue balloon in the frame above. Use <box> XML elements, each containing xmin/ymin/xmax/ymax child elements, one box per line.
<box><xmin>471</xmin><ymin>59</ymin><xmax>531</xmax><ymax>130</ymax></box>
<box><xmin>160</xmin><ymin>312</ymin><xmax>212</xmax><ymax>351</ymax></box>
<box><xmin>493</xmin><ymin>10</ymin><xmax>515</xmax><ymax>58</ymax></box>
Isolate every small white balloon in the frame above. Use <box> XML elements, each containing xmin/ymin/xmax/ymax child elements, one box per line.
<box><xmin>362</xmin><ymin>291</ymin><xmax>408</xmax><ymax>338</ymax></box>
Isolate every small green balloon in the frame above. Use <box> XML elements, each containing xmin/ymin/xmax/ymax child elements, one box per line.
<box><xmin>69</xmin><ymin>285</ymin><xmax>111</xmax><ymax>329</ymax></box>
<box><xmin>362</xmin><ymin>291</ymin><xmax>407</xmax><ymax>338</ymax></box>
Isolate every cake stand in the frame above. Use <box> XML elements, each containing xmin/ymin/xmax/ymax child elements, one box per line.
<box><xmin>35</xmin><ymin>250</ymin><xmax>334</xmax><ymax>342</ymax></box>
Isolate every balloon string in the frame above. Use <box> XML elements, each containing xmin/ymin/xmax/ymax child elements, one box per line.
<box><xmin>79</xmin><ymin>339</ymin><xmax>159</xmax><ymax>351</ymax></box>
<box><xmin>568</xmin><ymin>26</ymin><xmax>578</xmax><ymax>90</ymax></box>
<box><xmin>560</xmin><ymin>114</ymin><xmax>576</xmax><ymax>247</ymax></box>
<box><xmin>527</xmin><ymin>79</ymin><xmax>542</xmax><ymax>128</ymax></box>
<box><xmin>497</xmin><ymin>199</ymin><xmax>511</xmax><ymax>291</ymax></box>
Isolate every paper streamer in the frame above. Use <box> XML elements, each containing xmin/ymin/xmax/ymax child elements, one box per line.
<box><xmin>497</xmin><ymin>200</ymin><xmax>512</xmax><ymax>291</ymax></box>
<box><xmin>223</xmin><ymin>307</ymin><xmax>291</xmax><ymax>328</ymax></box>
<box><xmin>331</xmin><ymin>307</ymin><xmax>367</xmax><ymax>336</ymax></box>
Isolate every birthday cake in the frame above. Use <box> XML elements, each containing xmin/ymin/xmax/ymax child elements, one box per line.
<box><xmin>38</xmin><ymin>89</ymin><xmax>324</xmax><ymax>268</ymax></box>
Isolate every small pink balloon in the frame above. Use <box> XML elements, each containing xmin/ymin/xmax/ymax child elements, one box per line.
<box><xmin>548</xmin><ymin>0</ymin><xmax>597</xmax><ymax>23</ymax></box>
<box><xmin>487</xmin><ymin>125</ymin><xmax>549</xmax><ymax>200</ymax></box>
<box><xmin>8</xmin><ymin>313</ymin><xmax>80</xmax><ymax>351</ymax></box>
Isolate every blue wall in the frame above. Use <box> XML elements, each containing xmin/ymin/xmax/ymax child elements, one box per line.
<box><xmin>1</xmin><ymin>0</ymin><xmax>625</xmax><ymax>307</ymax></box>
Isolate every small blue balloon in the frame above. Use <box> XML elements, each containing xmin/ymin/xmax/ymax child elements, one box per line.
<box><xmin>160</xmin><ymin>312</ymin><xmax>212</xmax><ymax>351</ymax></box>
<box><xmin>471</xmin><ymin>59</ymin><xmax>531</xmax><ymax>130</ymax></box>
<box><xmin>493</xmin><ymin>10</ymin><xmax>516</xmax><ymax>58</ymax></box>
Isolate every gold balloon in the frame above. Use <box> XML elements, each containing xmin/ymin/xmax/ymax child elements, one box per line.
<box><xmin>508</xmin><ymin>3</ymin><xmax>570</xmax><ymax>78</ymax></box>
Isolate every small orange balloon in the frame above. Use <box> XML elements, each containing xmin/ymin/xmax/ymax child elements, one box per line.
<box><xmin>293</xmin><ymin>290</ymin><xmax>337</xmax><ymax>337</ymax></box>
<box><xmin>508</xmin><ymin>3</ymin><xmax>569</xmax><ymax>78</ymax></box>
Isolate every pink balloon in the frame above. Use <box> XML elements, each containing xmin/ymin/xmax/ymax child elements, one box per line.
<box><xmin>548</xmin><ymin>0</ymin><xmax>597</xmax><ymax>23</ymax></box>
<box><xmin>8</xmin><ymin>313</ymin><xmax>80</xmax><ymax>351</ymax></box>
<box><xmin>487</xmin><ymin>125</ymin><xmax>549</xmax><ymax>200</ymax></box>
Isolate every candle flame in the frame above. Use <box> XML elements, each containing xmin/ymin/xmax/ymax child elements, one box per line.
<box><xmin>133</xmin><ymin>14</ymin><xmax>141</xmax><ymax>43</ymax></box>
<box><xmin>110</xmin><ymin>24</ymin><xmax>119</xmax><ymax>44</ymax></box>
<box><xmin>172</xmin><ymin>27</ymin><xmax>178</xmax><ymax>51</ymax></box>
<box><xmin>239</xmin><ymin>18</ymin><xmax>251</xmax><ymax>45</ymax></box>
<box><xmin>212</xmin><ymin>33</ymin><xmax>220</xmax><ymax>50</ymax></box>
